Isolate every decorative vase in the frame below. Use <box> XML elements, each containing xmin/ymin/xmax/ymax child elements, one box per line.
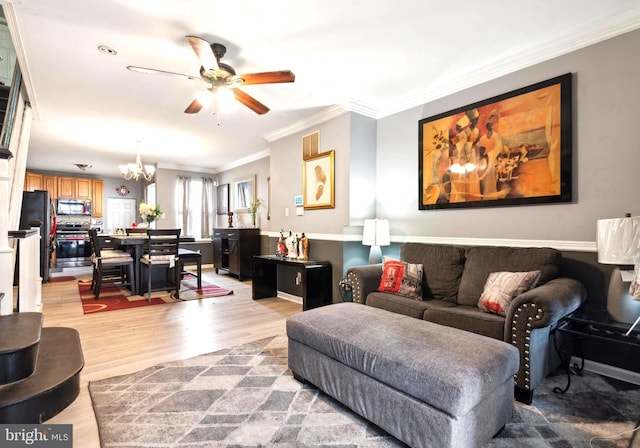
<box><xmin>251</xmin><ymin>214</ymin><xmax>257</xmax><ymax>228</ymax></box>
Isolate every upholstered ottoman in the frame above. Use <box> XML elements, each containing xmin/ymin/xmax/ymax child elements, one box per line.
<box><xmin>287</xmin><ymin>302</ymin><xmax>519</xmax><ymax>448</ymax></box>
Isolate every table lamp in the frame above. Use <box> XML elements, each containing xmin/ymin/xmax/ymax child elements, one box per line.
<box><xmin>596</xmin><ymin>215</ymin><xmax>640</xmax><ymax>324</ymax></box>
<box><xmin>362</xmin><ymin>219</ymin><xmax>390</xmax><ymax>264</ymax></box>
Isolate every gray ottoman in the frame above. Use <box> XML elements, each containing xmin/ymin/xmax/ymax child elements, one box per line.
<box><xmin>287</xmin><ymin>302</ymin><xmax>519</xmax><ymax>448</ymax></box>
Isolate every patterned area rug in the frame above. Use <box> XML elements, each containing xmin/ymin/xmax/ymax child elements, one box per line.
<box><xmin>78</xmin><ymin>276</ymin><xmax>233</xmax><ymax>314</ymax></box>
<box><xmin>89</xmin><ymin>335</ymin><xmax>640</xmax><ymax>447</ymax></box>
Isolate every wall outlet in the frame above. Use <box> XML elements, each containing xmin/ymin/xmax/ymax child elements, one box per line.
<box><xmin>296</xmin><ymin>207</ymin><xmax>304</xmax><ymax>216</ymax></box>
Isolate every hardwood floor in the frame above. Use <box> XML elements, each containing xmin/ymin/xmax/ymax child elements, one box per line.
<box><xmin>41</xmin><ymin>266</ymin><xmax>301</xmax><ymax>448</ymax></box>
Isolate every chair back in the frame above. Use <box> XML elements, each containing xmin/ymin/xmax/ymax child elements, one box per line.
<box><xmin>126</xmin><ymin>227</ymin><xmax>147</xmax><ymax>235</ymax></box>
<box><xmin>146</xmin><ymin>229</ymin><xmax>180</xmax><ymax>260</ymax></box>
<box><xmin>87</xmin><ymin>228</ymin><xmax>101</xmax><ymax>257</ymax></box>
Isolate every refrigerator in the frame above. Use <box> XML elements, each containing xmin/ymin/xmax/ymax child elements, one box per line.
<box><xmin>19</xmin><ymin>190</ymin><xmax>53</xmax><ymax>283</ymax></box>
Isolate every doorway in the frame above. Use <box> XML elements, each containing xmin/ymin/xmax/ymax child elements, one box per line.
<box><xmin>106</xmin><ymin>198</ymin><xmax>137</xmax><ymax>232</ymax></box>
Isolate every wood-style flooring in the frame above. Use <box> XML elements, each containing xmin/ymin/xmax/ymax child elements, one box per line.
<box><xmin>40</xmin><ymin>266</ymin><xmax>301</xmax><ymax>448</ymax></box>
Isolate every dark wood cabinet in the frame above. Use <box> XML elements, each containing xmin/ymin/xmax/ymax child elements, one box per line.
<box><xmin>212</xmin><ymin>227</ymin><xmax>260</xmax><ymax>280</ymax></box>
<box><xmin>253</xmin><ymin>255</ymin><xmax>333</xmax><ymax>310</ymax></box>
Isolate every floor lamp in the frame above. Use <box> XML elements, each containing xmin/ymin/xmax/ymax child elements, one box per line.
<box><xmin>596</xmin><ymin>215</ymin><xmax>640</xmax><ymax>326</ymax></box>
<box><xmin>362</xmin><ymin>219</ymin><xmax>390</xmax><ymax>264</ymax></box>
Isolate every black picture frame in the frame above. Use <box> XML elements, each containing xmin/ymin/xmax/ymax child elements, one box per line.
<box><xmin>418</xmin><ymin>73</ymin><xmax>572</xmax><ymax>210</ymax></box>
<box><xmin>216</xmin><ymin>183</ymin><xmax>229</xmax><ymax>215</ymax></box>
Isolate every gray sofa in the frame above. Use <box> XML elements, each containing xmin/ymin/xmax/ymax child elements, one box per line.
<box><xmin>346</xmin><ymin>242</ymin><xmax>587</xmax><ymax>403</ymax></box>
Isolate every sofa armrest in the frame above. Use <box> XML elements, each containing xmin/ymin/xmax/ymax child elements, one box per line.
<box><xmin>346</xmin><ymin>264</ymin><xmax>383</xmax><ymax>304</ymax></box>
<box><xmin>505</xmin><ymin>277</ymin><xmax>586</xmax><ymax>401</ymax></box>
<box><xmin>506</xmin><ymin>277</ymin><xmax>587</xmax><ymax>331</ymax></box>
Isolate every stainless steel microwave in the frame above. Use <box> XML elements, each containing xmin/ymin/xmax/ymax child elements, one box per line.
<box><xmin>57</xmin><ymin>198</ymin><xmax>92</xmax><ymax>215</ymax></box>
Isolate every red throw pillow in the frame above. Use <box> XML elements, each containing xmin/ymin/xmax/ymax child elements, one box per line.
<box><xmin>378</xmin><ymin>259</ymin><xmax>423</xmax><ymax>300</ymax></box>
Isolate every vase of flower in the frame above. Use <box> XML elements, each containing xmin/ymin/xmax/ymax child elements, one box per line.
<box><xmin>140</xmin><ymin>202</ymin><xmax>162</xmax><ymax>228</ymax></box>
<box><xmin>249</xmin><ymin>198</ymin><xmax>262</xmax><ymax>228</ymax></box>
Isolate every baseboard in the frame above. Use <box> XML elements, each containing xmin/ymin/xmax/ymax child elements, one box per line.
<box><xmin>571</xmin><ymin>357</ymin><xmax>640</xmax><ymax>385</ymax></box>
<box><xmin>277</xmin><ymin>291</ymin><xmax>303</xmax><ymax>305</ymax></box>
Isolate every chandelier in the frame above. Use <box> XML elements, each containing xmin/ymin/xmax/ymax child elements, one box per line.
<box><xmin>119</xmin><ymin>143</ymin><xmax>155</xmax><ymax>181</ymax></box>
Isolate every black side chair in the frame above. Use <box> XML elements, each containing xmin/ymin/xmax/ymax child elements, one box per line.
<box><xmin>177</xmin><ymin>248</ymin><xmax>202</xmax><ymax>292</ymax></box>
<box><xmin>126</xmin><ymin>227</ymin><xmax>147</xmax><ymax>235</ymax></box>
<box><xmin>140</xmin><ymin>229</ymin><xmax>181</xmax><ymax>302</ymax></box>
<box><xmin>88</xmin><ymin>229</ymin><xmax>135</xmax><ymax>299</ymax></box>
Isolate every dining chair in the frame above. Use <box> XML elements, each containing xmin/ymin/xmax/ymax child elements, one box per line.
<box><xmin>126</xmin><ymin>227</ymin><xmax>147</xmax><ymax>235</ymax></box>
<box><xmin>177</xmin><ymin>248</ymin><xmax>203</xmax><ymax>294</ymax></box>
<box><xmin>88</xmin><ymin>229</ymin><xmax>135</xmax><ymax>299</ymax></box>
<box><xmin>140</xmin><ymin>229</ymin><xmax>181</xmax><ymax>302</ymax></box>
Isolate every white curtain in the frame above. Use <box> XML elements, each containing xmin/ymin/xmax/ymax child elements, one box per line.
<box><xmin>201</xmin><ymin>177</ymin><xmax>213</xmax><ymax>238</ymax></box>
<box><xmin>177</xmin><ymin>176</ymin><xmax>190</xmax><ymax>236</ymax></box>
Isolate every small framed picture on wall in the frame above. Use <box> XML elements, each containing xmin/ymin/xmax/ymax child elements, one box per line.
<box><xmin>303</xmin><ymin>150</ymin><xmax>335</xmax><ymax>209</ymax></box>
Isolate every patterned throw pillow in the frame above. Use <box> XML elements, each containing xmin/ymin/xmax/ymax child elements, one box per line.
<box><xmin>378</xmin><ymin>259</ymin><xmax>424</xmax><ymax>300</ymax></box>
<box><xmin>478</xmin><ymin>270</ymin><xmax>541</xmax><ymax>317</ymax></box>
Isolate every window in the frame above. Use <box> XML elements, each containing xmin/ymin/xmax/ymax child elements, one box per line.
<box><xmin>176</xmin><ymin>177</ymin><xmax>214</xmax><ymax>238</ymax></box>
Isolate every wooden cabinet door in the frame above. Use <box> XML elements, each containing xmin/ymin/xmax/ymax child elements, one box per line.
<box><xmin>24</xmin><ymin>172</ymin><xmax>43</xmax><ymax>191</ymax></box>
<box><xmin>75</xmin><ymin>178</ymin><xmax>92</xmax><ymax>199</ymax></box>
<box><xmin>57</xmin><ymin>176</ymin><xmax>75</xmax><ymax>198</ymax></box>
<box><xmin>43</xmin><ymin>175</ymin><xmax>57</xmax><ymax>201</ymax></box>
<box><xmin>91</xmin><ymin>179</ymin><xmax>104</xmax><ymax>216</ymax></box>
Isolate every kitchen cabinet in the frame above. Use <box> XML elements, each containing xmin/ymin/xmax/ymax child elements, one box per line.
<box><xmin>24</xmin><ymin>172</ymin><xmax>58</xmax><ymax>201</ymax></box>
<box><xmin>24</xmin><ymin>172</ymin><xmax>43</xmax><ymax>191</ymax></box>
<box><xmin>212</xmin><ymin>227</ymin><xmax>260</xmax><ymax>280</ymax></box>
<box><xmin>57</xmin><ymin>176</ymin><xmax>75</xmax><ymax>198</ymax></box>
<box><xmin>57</xmin><ymin>176</ymin><xmax>92</xmax><ymax>199</ymax></box>
<box><xmin>75</xmin><ymin>178</ymin><xmax>92</xmax><ymax>199</ymax></box>
<box><xmin>91</xmin><ymin>179</ymin><xmax>104</xmax><ymax>217</ymax></box>
<box><xmin>43</xmin><ymin>175</ymin><xmax>57</xmax><ymax>201</ymax></box>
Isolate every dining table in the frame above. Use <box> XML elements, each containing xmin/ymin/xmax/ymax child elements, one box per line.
<box><xmin>108</xmin><ymin>234</ymin><xmax>196</xmax><ymax>296</ymax></box>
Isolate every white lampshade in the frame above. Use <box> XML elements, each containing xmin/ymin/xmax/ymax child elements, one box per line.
<box><xmin>597</xmin><ymin>216</ymin><xmax>640</xmax><ymax>264</ymax></box>
<box><xmin>362</xmin><ymin>219</ymin><xmax>390</xmax><ymax>247</ymax></box>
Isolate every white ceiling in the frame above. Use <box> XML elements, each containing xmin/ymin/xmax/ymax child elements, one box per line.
<box><xmin>7</xmin><ymin>0</ymin><xmax>640</xmax><ymax>177</ymax></box>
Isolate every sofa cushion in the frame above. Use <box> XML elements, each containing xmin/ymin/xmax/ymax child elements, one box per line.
<box><xmin>478</xmin><ymin>270</ymin><xmax>541</xmax><ymax>316</ymax></box>
<box><xmin>367</xmin><ymin>292</ymin><xmax>456</xmax><ymax>319</ymax></box>
<box><xmin>400</xmin><ymin>243</ymin><xmax>465</xmax><ymax>303</ymax></box>
<box><xmin>457</xmin><ymin>246</ymin><xmax>561</xmax><ymax>307</ymax></box>
<box><xmin>423</xmin><ymin>305</ymin><xmax>506</xmax><ymax>341</ymax></box>
<box><xmin>378</xmin><ymin>258</ymin><xmax>423</xmax><ymax>300</ymax></box>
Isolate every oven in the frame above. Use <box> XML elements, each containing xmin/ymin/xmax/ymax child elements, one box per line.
<box><xmin>56</xmin><ymin>225</ymin><xmax>92</xmax><ymax>267</ymax></box>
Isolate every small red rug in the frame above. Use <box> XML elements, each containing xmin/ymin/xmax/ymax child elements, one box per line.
<box><xmin>49</xmin><ymin>276</ymin><xmax>77</xmax><ymax>283</ymax></box>
<box><xmin>77</xmin><ymin>277</ymin><xmax>233</xmax><ymax>314</ymax></box>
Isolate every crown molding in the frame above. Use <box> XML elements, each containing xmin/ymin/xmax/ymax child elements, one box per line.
<box><xmin>155</xmin><ymin>163</ymin><xmax>219</xmax><ymax>175</ymax></box>
<box><xmin>373</xmin><ymin>9</ymin><xmax>640</xmax><ymax>118</ymax></box>
<box><xmin>216</xmin><ymin>148</ymin><xmax>270</xmax><ymax>172</ymax></box>
<box><xmin>263</xmin><ymin>105</ymin><xmax>348</xmax><ymax>142</ymax></box>
<box><xmin>2</xmin><ymin>1</ymin><xmax>39</xmax><ymax>120</ymax></box>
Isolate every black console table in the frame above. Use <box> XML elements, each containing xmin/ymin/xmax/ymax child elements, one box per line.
<box><xmin>554</xmin><ymin>309</ymin><xmax>640</xmax><ymax>393</ymax></box>
<box><xmin>252</xmin><ymin>255</ymin><xmax>333</xmax><ymax>310</ymax></box>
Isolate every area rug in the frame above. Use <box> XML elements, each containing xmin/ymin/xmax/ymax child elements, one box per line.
<box><xmin>49</xmin><ymin>275</ymin><xmax>76</xmax><ymax>283</ymax></box>
<box><xmin>89</xmin><ymin>335</ymin><xmax>640</xmax><ymax>448</ymax></box>
<box><xmin>78</xmin><ymin>276</ymin><xmax>233</xmax><ymax>314</ymax></box>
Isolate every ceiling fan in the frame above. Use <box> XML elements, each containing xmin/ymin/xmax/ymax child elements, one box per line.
<box><xmin>127</xmin><ymin>36</ymin><xmax>295</xmax><ymax>115</ymax></box>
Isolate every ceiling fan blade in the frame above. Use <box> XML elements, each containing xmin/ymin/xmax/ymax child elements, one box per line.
<box><xmin>231</xmin><ymin>88</ymin><xmax>270</xmax><ymax>115</ymax></box>
<box><xmin>232</xmin><ymin>71</ymin><xmax>295</xmax><ymax>85</ymax></box>
<box><xmin>186</xmin><ymin>35</ymin><xmax>219</xmax><ymax>72</ymax></box>
<box><xmin>127</xmin><ymin>66</ymin><xmax>201</xmax><ymax>81</ymax></box>
<box><xmin>184</xmin><ymin>98</ymin><xmax>203</xmax><ymax>114</ymax></box>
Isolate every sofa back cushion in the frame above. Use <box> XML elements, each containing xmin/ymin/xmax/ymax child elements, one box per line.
<box><xmin>457</xmin><ymin>246</ymin><xmax>561</xmax><ymax>307</ymax></box>
<box><xmin>400</xmin><ymin>243</ymin><xmax>465</xmax><ymax>302</ymax></box>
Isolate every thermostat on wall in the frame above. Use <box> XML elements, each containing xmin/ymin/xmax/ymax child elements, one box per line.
<box><xmin>294</xmin><ymin>195</ymin><xmax>303</xmax><ymax>206</ymax></box>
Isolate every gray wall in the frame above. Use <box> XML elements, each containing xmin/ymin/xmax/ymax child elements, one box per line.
<box><xmin>215</xmin><ymin>156</ymin><xmax>270</xmax><ymax>229</ymax></box>
<box><xmin>376</xmin><ymin>29</ymin><xmax>640</xmax><ymax>241</ymax></box>
<box><xmin>268</xmin><ymin>112</ymin><xmax>352</xmax><ymax>234</ymax></box>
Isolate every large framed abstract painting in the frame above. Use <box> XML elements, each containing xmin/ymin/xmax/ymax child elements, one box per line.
<box><xmin>418</xmin><ymin>73</ymin><xmax>572</xmax><ymax>210</ymax></box>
